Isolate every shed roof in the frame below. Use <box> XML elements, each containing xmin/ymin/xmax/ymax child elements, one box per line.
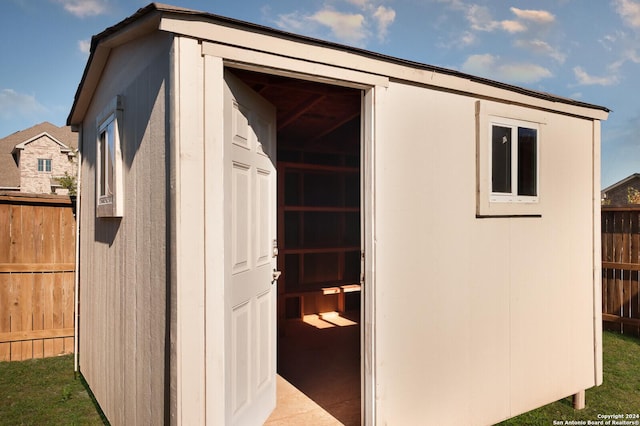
<box><xmin>0</xmin><ymin>122</ymin><xmax>77</xmax><ymax>189</ymax></box>
<box><xmin>67</xmin><ymin>2</ymin><xmax>610</xmax><ymax>126</ymax></box>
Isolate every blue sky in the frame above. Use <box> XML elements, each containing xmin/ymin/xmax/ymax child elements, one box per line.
<box><xmin>1</xmin><ymin>0</ymin><xmax>639</xmax><ymax>188</ymax></box>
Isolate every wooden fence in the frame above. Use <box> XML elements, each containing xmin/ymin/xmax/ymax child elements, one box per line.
<box><xmin>0</xmin><ymin>192</ymin><xmax>76</xmax><ymax>361</ymax></box>
<box><xmin>602</xmin><ymin>206</ymin><xmax>640</xmax><ymax>336</ymax></box>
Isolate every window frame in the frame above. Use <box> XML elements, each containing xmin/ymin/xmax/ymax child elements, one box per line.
<box><xmin>476</xmin><ymin>101</ymin><xmax>545</xmax><ymax>217</ymax></box>
<box><xmin>96</xmin><ymin>95</ymin><xmax>124</xmax><ymax>218</ymax></box>
<box><xmin>489</xmin><ymin>117</ymin><xmax>539</xmax><ymax>203</ymax></box>
<box><xmin>37</xmin><ymin>158</ymin><xmax>52</xmax><ymax>173</ymax></box>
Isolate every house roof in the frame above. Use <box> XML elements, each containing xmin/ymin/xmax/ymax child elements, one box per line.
<box><xmin>602</xmin><ymin>173</ymin><xmax>640</xmax><ymax>194</ymax></box>
<box><xmin>0</xmin><ymin>122</ymin><xmax>77</xmax><ymax>189</ymax></box>
<box><xmin>67</xmin><ymin>2</ymin><xmax>610</xmax><ymax>126</ymax></box>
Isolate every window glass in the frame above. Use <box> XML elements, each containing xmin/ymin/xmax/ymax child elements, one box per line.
<box><xmin>517</xmin><ymin>127</ymin><xmax>537</xmax><ymax>196</ymax></box>
<box><xmin>98</xmin><ymin>117</ymin><xmax>115</xmax><ymax>205</ymax></box>
<box><xmin>38</xmin><ymin>159</ymin><xmax>52</xmax><ymax>172</ymax></box>
<box><xmin>492</xmin><ymin>125</ymin><xmax>511</xmax><ymax>194</ymax></box>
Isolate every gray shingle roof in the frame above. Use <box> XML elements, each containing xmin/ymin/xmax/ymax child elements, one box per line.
<box><xmin>0</xmin><ymin>122</ymin><xmax>77</xmax><ymax>189</ymax></box>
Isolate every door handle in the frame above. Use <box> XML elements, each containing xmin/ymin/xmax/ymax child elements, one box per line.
<box><xmin>272</xmin><ymin>269</ymin><xmax>282</xmax><ymax>283</ymax></box>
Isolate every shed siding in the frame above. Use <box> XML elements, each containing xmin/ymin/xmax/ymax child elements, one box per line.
<box><xmin>78</xmin><ymin>32</ymin><xmax>173</xmax><ymax>426</ymax></box>
<box><xmin>373</xmin><ymin>81</ymin><xmax>597</xmax><ymax>425</ymax></box>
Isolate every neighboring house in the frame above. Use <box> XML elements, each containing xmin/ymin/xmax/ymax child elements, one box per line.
<box><xmin>601</xmin><ymin>173</ymin><xmax>640</xmax><ymax>205</ymax></box>
<box><xmin>0</xmin><ymin>122</ymin><xmax>77</xmax><ymax>194</ymax></box>
<box><xmin>67</xmin><ymin>4</ymin><xmax>609</xmax><ymax>426</ymax></box>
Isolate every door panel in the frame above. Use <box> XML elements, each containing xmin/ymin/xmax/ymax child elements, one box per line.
<box><xmin>224</xmin><ymin>70</ymin><xmax>277</xmax><ymax>425</ymax></box>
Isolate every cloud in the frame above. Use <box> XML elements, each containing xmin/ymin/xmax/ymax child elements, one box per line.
<box><xmin>310</xmin><ymin>9</ymin><xmax>367</xmax><ymax>44</ymax></box>
<box><xmin>0</xmin><ymin>89</ymin><xmax>47</xmax><ymax>120</ymax></box>
<box><xmin>514</xmin><ymin>39</ymin><xmax>566</xmax><ymax>63</ymax></box>
<box><xmin>510</xmin><ymin>7</ymin><xmax>555</xmax><ymax>24</ymax></box>
<box><xmin>465</xmin><ymin>4</ymin><xmax>499</xmax><ymax>31</ymax></box>
<box><xmin>614</xmin><ymin>0</ymin><xmax>640</xmax><ymax>28</ymax></box>
<box><xmin>373</xmin><ymin>5</ymin><xmax>396</xmax><ymax>40</ymax></box>
<box><xmin>275</xmin><ymin>2</ymin><xmax>396</xmax><ymax>46</ymax></box>
<box><xmin>441</xmin><ymin>2</ymin><xmax>554</xmax><ymax>36</ymax></box>
<box><xmin>500</xmin><ymin>20</ymin><xmax>526</xmax><ymax>33</ymax></box>
<box><xmin>573</xmin><ymin>66</ymin><xmax>619</xmax><ymax>86</ymax></box>
<box><xmin>462</xmin><ymin>54</ymin><xmax>552</xmax><ymax>83</ymax></box>
<box><xmin>78</xmin><ymin>39</ymin><xmax>91</xmax><ymax>55</ymax></box>
<box><xmin>53</xmin><ymin>0</ymin><xmax>108</xmax><ymax>17</ymax></box>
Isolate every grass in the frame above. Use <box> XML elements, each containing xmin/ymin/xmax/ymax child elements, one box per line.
<box><xmin>0</xmin><ymin>354</ymin><xmax>107</xmax><ymax>426</ymax></box>
<box><xmin>498</xmin><ymin>331</ymin><xmax>640</xmax><ymax>425</ymax></box>
<box><xmin>0</xmin><ymin>331</ymin><xmax>638</xmax><ymax>425</ymax></box>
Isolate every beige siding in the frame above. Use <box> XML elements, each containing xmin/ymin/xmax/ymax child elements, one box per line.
<box><xmin>78</xmin><ymin>32</ymin><xmax>173</xmax><ymax>426</ymax></box>
<box><xmin>373</xmin><ymin>81</ymin><xmax>598</xmax><ymax>425</ymax></box>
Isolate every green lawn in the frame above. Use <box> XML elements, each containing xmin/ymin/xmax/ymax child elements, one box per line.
<box><xmin>0</xmin><ymin>331</ymin><xmax>638</xmax><ymax>425</ymax></box>
<box><xmin>499</xmin><ymin>331</ymin><xmax>640</xmax><ymax>425</ymax></box>
<box><xmin>0</xmin><ymin>354</ymin><xmax>106</xmax><ymax>425</ymax></box>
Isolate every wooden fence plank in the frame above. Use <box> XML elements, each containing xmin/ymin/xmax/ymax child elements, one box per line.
<box><xmin>0</xmin><ymin>263</ymin><xmax>75</xmax><ymax>273</ymax></box>
<box><xmin>0</xmin><ymin>327</ymin><xmax>74</xmax><ymax>343</ymax></box>
<box><xmin>0</xmin><ymin>204</ymin><xmax>10</xmax><ymax>263</ymax></box>
<box><xmin>9</xmin><ymin>204</ymin><xmax>23</xmax><ymax>264</ymax></box>
<box><xmin>63</xmin><ymin>272</ymin><xmax>74</xmax><ymax>352</ymax></box>
<box><xmin>0</xmin><ymin>273</ymin><xmax>10</xmax><ymax>361</ymax></box>
<box><xmin>42</xmin><ymin>272</ymin><xmax>54</xmax><ymax>357</ymax></box>
<box><xmin>32</xmin><ymin>273</ymin><xmax>44</xmax><ymax>358</ymax></box>
<box><xmin>52</xmin><ymin>272</ymin><xmax>64</xmax><ymax>355</ymax></box>
<box><xmin>20</xmin><ymin>273</ymin><xmax>34</xmax><ymax>359</ymax></box>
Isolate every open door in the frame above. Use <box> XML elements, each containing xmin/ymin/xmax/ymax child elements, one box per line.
<box><xmin>223</xmin><ymin>70</ymin><xmax>278</xmax><ymax>425</ymax></box>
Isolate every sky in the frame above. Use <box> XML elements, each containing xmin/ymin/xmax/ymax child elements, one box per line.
<box><xmin>1</xmin><ymin>0</ymin><xmax>639</xmax><ymax>188</ymax></box>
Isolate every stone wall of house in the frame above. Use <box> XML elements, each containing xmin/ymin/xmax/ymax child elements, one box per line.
<box><xmin>19</xmin><ymin>135</ymin><xmax>77</xmax><ymax>194</ymax></box>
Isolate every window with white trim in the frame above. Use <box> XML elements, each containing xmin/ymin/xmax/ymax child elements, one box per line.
<box><xmin>96</xmin><ymin>96</ymin><xmax>124</xmax><ymax>218</ymax></box>
<box><xmin>476</xmin><ymin>101</ymin><xmax>544</xmax><ymax>217</ymax></box>
<box><xmin>37</xmin><ymin>158</ymin><xmax>52</xmax><ymax>172</ymax></box>
<box><xmin>490</xmin><ymin>118</ymin><xmax>538</xmax><ymax>203</ymax></box>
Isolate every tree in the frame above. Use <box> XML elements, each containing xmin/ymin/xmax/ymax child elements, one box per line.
<box><xmin>628</xmin><ymin>186</ymin><xmax>640</xmax><ymax>204</ymax></box>
<box><xmin>56</xmin><ymin>172</ymin><xmax>77</xmax><ymax>196</ymax></box>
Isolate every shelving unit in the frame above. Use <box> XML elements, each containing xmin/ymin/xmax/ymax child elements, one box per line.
<box><xmin>277</xmin><ymin>151</ymin><xmax>361</xmax><ymax>319</ymax></box>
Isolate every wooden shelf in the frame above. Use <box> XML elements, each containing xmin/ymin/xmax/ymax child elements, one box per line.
<box><xmin>281</xmin><ymin>246</ymin><xmax>360</xmax><ymax>255</ymax></box>
<box><xmin>278</xmin><ymin>161</ymin><xmax>358</xmax><ymax>174</ymax></box>
<box><xmin>278</xmin><ymin>151</ymin><xmax>361</xmax><ymax>318</ymax></box>
<box><xmin>283</xmin><ymin>206</ymin><xmax>359</xmax><ymax>212</ymax></box>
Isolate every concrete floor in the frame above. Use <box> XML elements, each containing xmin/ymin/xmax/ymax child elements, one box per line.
<box><xmin>265</xmin><ymin>311</ymin><xmax>361</xmax><ymax>425</ymax></box>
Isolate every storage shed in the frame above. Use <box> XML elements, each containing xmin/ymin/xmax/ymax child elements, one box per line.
<box><xmin>67</xmin><ymin>3</ymin><xmax>609</xmax><ymax>425</ymax></box>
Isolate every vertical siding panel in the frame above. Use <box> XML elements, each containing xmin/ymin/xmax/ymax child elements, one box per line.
<box><xmin>149</xmin><ymin>76</ymin><xmax>167</xmax><ymax>425</ymax></box>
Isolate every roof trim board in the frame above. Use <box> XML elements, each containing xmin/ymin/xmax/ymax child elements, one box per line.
<box><xmin>12</xmin><ymin>131</ymin><xmax>74</xmax><ymax>153</ymax></box>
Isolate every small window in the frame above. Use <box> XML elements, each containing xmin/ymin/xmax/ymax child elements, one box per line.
<box><xmin>490</xmin><ymin>121</ymin><xmax>538</xmax><ymax>202</ymax></box>
<box><xmin>96</xmin><ymin>96</ymin><xmax>124</xmax><ymax>217</ymax></box>
<box><xmin>476</xmin><ymin>100</ymin><xmax>544</xmax><ymax>217</ymax></box>
<box><xmin>37</xmin><ymin>159</ymin><xmax>52</xmax><ymax>173</ymax></box>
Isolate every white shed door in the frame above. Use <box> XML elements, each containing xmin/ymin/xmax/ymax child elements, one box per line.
<box><xmin>224</xmin><ymin>70</ymin><xmax>277</xmax><ymax>425</ymax></box>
